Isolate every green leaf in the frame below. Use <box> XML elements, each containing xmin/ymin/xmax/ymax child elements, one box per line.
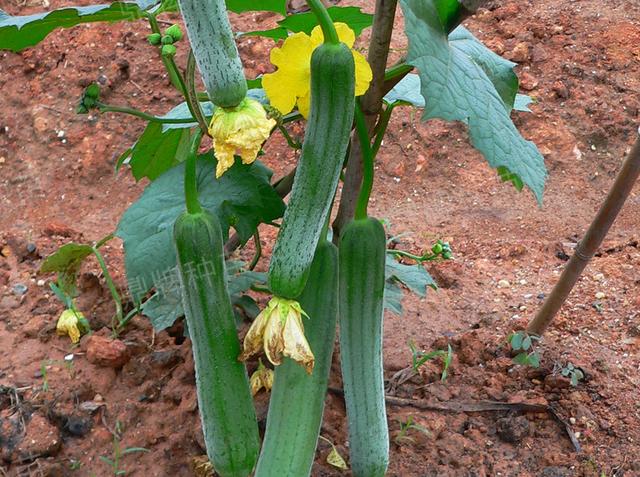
<box><xmin>383</xmin><ymin>73</ymin><xmax>424</xmax><ymax>107</ymax></box>
<box><xmin>116</xmin><ymin>155</ymin><xmax>284</xmax><ymax>302</ymax></box>
<box><xmin>0</xmin><ymin>1</ymin><xmax>156</xmax><ymax>53</ymax></box>
<box><xmin>448</xmin><ymin>27</ymin><xmax>518</xmax><ymax>112</ymax></box>
<box><xmin>385</xmin><ymin>255</ymin><xmax>437</xmax><ymax>297</ymax></box>
<box><xmin>514</xmin><ymin>93</ymin><xmax>534</xmax><ymax>112</ymax></box>
<box><xmin>527</xmin><ymin>352</ymin><xmax>540</xmax><ymax>368</ymax></box>
<box><xmin>246</xmin><ymin>6</ymin><xmax>373</xmax><ymax>40</ymax></box>
<box><xmin>512</xmin><ymin>352</ymin><xmax>530</xmax><ymax>366</ymax></box>
<box><xmin>129</xmin><ymin>123</ymin><xmax>192</xmax><ymax>181</ymax></box>
<box><xmin>522</xmin><ymin>334</ymin><xmax>532</xmax><ymax>351</ymax></box>
<box><xmin>383</xmin><ymin>279</ymin><xmax>404</xmax><ymax>315</ymax></box>
<box><xmin>40</xmin><ymin>243</ymin><xmax>94</xmax><ymax>296</ymax></box>
<box><xmin>141</xmin><ymin>261</ymin><xmax>266</xmax><ymax>331</ymax></box>
<box><xmin>510</xmin><ymin>332</ymin><xmax>523</xmax><ymax>350</ymax></box>
<box><xmin>400</xmin><ymin>0</ymin><xmax>547</xmax><ymax>203</ymax></box>
<box><xmin>226</xmin><ymin>0</ymin><xmax>286</xmax><ymax>14</ymax></box>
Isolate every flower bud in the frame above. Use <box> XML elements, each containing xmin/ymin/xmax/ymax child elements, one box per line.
<box><xmin>165</xmin><ymin>24</ymin><xmax>183</xmax><ymax>42</ymax></box>
<box><xmin>147</xmin><ymin>33</ymin><xmax>162</xmax><ymax>45</ymax></box>
<box><xmin>161</xmin><ymin>44</ymin><xmax>177</xmax><ymax>57</ymax></box>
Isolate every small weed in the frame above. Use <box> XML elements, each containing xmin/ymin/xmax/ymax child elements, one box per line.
<box><xmin>408</xmin><ymin>342</ymin><xmax>453</xmax><ymax>382</ymax></box>
<box><xmin>508</xmin><ymin>330</ymin><xmax>541</xmax><ymax>368</ymax></box>
<box><xmin>394</xmin><ymin>416</ymin><xmax>430</xmax><ymax>445</ymax></box>
<box><xmin>555</xmin><ymin>361</ymin><xmax>585</xmax><ymax>387</ymax></box>
<box><xmin>99</xmin><ymin>421</ymin><xmax>149</xmax><ymax>476</ymax></box>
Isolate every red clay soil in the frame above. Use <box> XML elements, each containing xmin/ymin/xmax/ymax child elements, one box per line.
<box><xmin>1</xmin><ymin>0</ymin><xmax>639</xmax><ymax>475</ymax></box>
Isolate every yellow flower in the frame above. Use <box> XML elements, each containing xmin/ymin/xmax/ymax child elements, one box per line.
<box><xmin>208</xmin><ymin>97</ymin><xmax>276</xmax><ymax>178</ymax></box>
<box><xmin>239</xmin><ymin>297</ymin><xmax>315</xmax><ymax>374</ymax></box>
<box><xmin>56</xmin><ymin>309</ymin><xmax>85</xmax><ymax>343</ymax></box>
<box><xmin>262</xmin><ymin>22</ymin><xmax>373</xmax><ymax>118</ymax></box>
<box><xmin>249</xmin><ymin>359</ymin><xmax>275</xmax><ymax>396</ymax></box>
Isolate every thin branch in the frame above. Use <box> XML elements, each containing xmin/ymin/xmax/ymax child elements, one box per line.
<box><xmin>528</xmin><ymin>132</ymin><xmax>640</xmax><ymax>336</ymax></box>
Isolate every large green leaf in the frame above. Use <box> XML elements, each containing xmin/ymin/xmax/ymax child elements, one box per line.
<box><xmin>384</xmin><ymin>73</ymin><xmax>533</xmax><ymax>113</ymax></box>
<box><xmin>0</xmin><ymin>0</ymin><xmax>285</xmax><ymax>53</ymax></box>
<box><xmin>116</xmin><ymin>154</ymin><xmax>284</xmax><ymax>302</ymax></box>
<box><xmin>128</xmin><ymin>123</ymin><xmax>192</xmax><ymax>181</ymax></box>
<box><xmin>385</xmin><ymin>255</ymin><xmax>437</xmax><ymax>297</ymax></box>
<box><xmin>0</xmin><ymin>1</ymin><xmax>155</xmax><ymax>52</ymax></box>
<box><xmin>141</xmin><ymin>261</ymin><xmax>266</xmax><ymax>331</ymax></box>
<box><xmin>226</xmin><ymin>0</ymin><xmax>286</xmax><ymax>14</ymax></box>
<box><xmin>400</xmin><ymin>0</ymin><xmax>547</xmax><ymax>203</ymax></box>
<box><xmin>246</xmin><ymin>6</ymin><xmax>373</xmax><ymax>40</ymax></box>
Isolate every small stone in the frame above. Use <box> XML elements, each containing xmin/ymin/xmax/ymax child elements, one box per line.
<box><xmin>497</xmin><ymin>279</ymin><xmax>511</xmax><ymax>288</ymax></box>
<box><xmin>519</xmin><ymin>72</ymin><xmax>539</xmax><ymax>91</ymax></box>
<box><xmin>574</xmin><ymin>431</ymin><xmax>581</xmax><ymax>439</ymax></box>
<box><xmin>12</xmin><ymin>283</ymin><xmax>28</xmax><ymax>296</ymax></box>
<box><xmin>593</xmin><ymin>273</ymin><xmax>604</xmax><ymax>282</ymax></box>
<box><xmin>0</xmin><ymin>156</ymin><xmax>5</xmax><ymax>164</ymax></box>
<box><xmin>569</xmin><ymin>417</ymin><xmax>576</xmax><ymax>425</ymax></box>
<box><xmin>509</xmin><ymin>42</ymin><xmax>530</xmax><ymax>63</ymax></box>
<box><xmin>552</xmin><ymin>81</ymin><xmax>570</xmax><ymax>99</ymax></box>
<box><xmin>595</xmin><ymin>292</ymin><xmax>606</xmax><ymax>300</ymax></box>
<box><xmin>37</xmin><ymin>279</ymin><xmax>46</xmax><ymax>287</ymax></box>
<box><xmin>86</xmin><ymin>335</ymin><xmax>130</xmax><ymax>368</ymax></box>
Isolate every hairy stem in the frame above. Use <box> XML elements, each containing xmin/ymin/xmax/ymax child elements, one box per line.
<box><xmin>185</xmin><ymin>129</ymin><xmax>205</xmax><ymax>214</ymax></box>
<box><xmin>92</xmin><ymin>247</ymin><xmax>123</xmax><ymax>329</ymax></box>
<box><xmin>354</xmin><ymin>103</ymin><xmax>375</xmax><ymax>220</ymax></box>
<box><xmin>306</xmin><ymin>0</ymin><xmax>339</xmax><ymax>44</ymax></box>
<box><xmin>96</xmin><ymin>103</ymin><xmax>194</xmax><ymax>124</ymax></box>
<box><xmin>186</xmin><ymin>50</ymin><xmax>211</xmax><ymax>134</ymax></box>
<box><xmin>527</xmin><ymin>133</ymin><xmax>640</xmax><ymax>336</ymax></box>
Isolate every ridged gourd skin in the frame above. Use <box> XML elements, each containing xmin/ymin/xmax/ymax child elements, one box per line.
<box><xmin>268</xmin><ymin>42</ymin><xmax>355</xmax><ymax>299</ymax></box>
<box><xmin>178</xmin><ymin>0</ymin><xmax>247</xmax><ymax>107</ymax></box>
<box><xmin>254</xmin><ymin>240</ymin><xmax>339</xmax><ymax>477</ymax></box>
<box><xmin>173</xmin><ymin>211</ymin><xmax>259</xmax><ymax>477</ymax></box>
<box><xmin>338</xmin><ymin>218</ymin><xmax>389</xmax><ymax>477</ymax></box>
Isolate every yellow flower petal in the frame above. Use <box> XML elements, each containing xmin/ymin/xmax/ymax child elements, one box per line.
<box><xmin>262</xmin><ymin>32</ymin><xmax>313</xmax><ymax>115</ymax></box>
<box><xmin>310</xmin><ymin>23</ymin><xmax>356</xmax><ymax>49</ymax></box>
<box><xmin>263</xmin><ymin>309</ymin><xmax>285</xmax><ymax>366</ymax></box>
<box><xmin>249</xmin><ymin>360</ymin><xmax>274</xmax><ymax>396</ymax></box>
<box><xmin>353</xmin><ymin>50</ymin><xmax>373</xmax><ymax>96</ymax></box>
<box><xmin>240</xmin><ymin>297</ymin><xmax>314</xmax><ymax>372</ymax></box>
<box><xmin>56</xmin><ymin>309</ymin><xmax>84</xmax><ymax>343</ymax></box>
<box><xmin>282</xmin><ymin>308</ymin><xmax>314</xmax><ymax>374</ymax></box>
<box><xmin>239</xmin><ymin>304</ymin><xmax>271</xmax><ymax>362</ymax></box>
<box><xmin>208</xmin><ymin>98</ymin><xmax>276</xmax><ymax>177</ymax></box>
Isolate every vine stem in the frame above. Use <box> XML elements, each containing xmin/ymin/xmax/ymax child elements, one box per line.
<box><xmin>91</xmin><ymin>247</ymin><xmax>123</xmax><ymax>328</ymax></box>
<box><xmin>185</xmin><ymin>129</ymin><xmax>205</xmax><ymax>214</ymax></box>
<box><xmin>186</xmin><ymin>49</ymin><xmax>211</xmax><ymax>134</ymax></box>
<box><xmin>354</xmin><ymin>103</ymin><xmax>374</xmax><ymax>220</ymax></box>
<box><xmin>147</xmin><ymin>13</ymin><xmax>184</xmax><ymax>94</ymax></box>
<box><xmin>527</xmin><ymin>132</ymin><xmax>640</xmax><ymax>336</ymax></box>
<box><xmin>96</xmin><ymin>103</ymin><xmax>194</xmax><ymax>124</ymax></box>
<box><xmin>305</xmin><ymin>0</ymin><xmax>339</xmax><ymax>44</ymax></box>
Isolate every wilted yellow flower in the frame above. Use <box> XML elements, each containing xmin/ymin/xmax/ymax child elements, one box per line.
<box><xmin>208</xmin><ymin>97</ymin><xmax>276</xmax><ymax>178</ymax></box>
<box><xmin>56</xmin><ymin>308</ymin><xmax>85</xmax><ymax>343</ymax></box>
<box><xmin>262</xmin><ymin>22</ymin><xmax>373</xmax><ymax>118</ymax></box>
<box><xmin>249</xmin><ymin>359</ymin><xmax>274</xmax><ymax>396</ymax></box>
<box><xmin>239</xmin><ymin>297</ymin><xmax>314</xmax><ymax>374</ymax></box>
